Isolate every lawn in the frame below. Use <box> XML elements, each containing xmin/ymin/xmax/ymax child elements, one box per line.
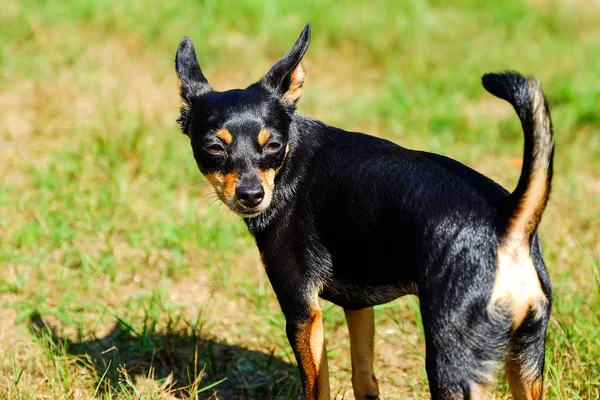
<box><xmin>1</xmin><ymin>0</ymin><xmax>599</xmax><ymax>398</ymax></box>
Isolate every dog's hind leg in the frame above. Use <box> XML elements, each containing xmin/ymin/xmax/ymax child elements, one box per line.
<box><xmin>345</xmin><ymin>307</ymin><xmax>380</xmax><ymax>400</ymax></box>
<box><xmin>505</xmin><ymin>304</ymin><xmax>551</xmax><ymax>400</ymax></box>
<box><xmin>421</xmin><ymin>296</ymin><xmax>512</xmax><ymax>400</ymax></box>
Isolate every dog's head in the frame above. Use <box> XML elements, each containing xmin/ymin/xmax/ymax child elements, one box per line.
<box><xmin>175</xmin><ymin>24</ymin><xmax>310</xmax><ymax>217</ymax></box>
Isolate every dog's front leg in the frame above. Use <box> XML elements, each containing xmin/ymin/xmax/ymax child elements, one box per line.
<box><xmin>285</xmin><ymin>297</ymin><xmax>330</xmax><ymax>400</ymax></box>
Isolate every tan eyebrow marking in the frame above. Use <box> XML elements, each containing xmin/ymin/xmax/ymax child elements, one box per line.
<box><xmin>216</xmin><ymin>128</ymin><xmax>233</xmax><ymax>144</ymax></box>
<box><xmin>257</xmin><ymin>129</ymin><xmax>272</xmax><ymax>147</ymax></box>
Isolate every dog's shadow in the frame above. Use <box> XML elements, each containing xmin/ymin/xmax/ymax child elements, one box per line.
<box><xmin>28</xmin><ymin>313</ymin><xmax>302</xmax><ymax>399</ymax></box>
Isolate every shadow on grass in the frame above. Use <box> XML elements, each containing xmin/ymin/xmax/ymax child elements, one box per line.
<box><xmin>28</xmin><ymin>313</ymin><xmax>302</xmax><ymax>399</ymax></box>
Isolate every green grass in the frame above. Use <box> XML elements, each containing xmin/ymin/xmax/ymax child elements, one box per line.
<box><xmin>1</xmin><ymin>0</ymin><xmax>599</xmax><ymax>398</ymax></box>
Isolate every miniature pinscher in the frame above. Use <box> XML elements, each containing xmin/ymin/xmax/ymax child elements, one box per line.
<box><xmin>174</xmin><ymin>24</ymin><xmax>554</xmax><ymax>400</ymax></box>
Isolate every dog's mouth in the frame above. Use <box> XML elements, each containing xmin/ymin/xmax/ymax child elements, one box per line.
<box><xmin>224</xmin><ymin>198</ymin><xmax>271</xmax><ymax>218</ymax></box>
<box><xmin>203</xmin><ymin>172</ymin><xmax>274</xmax><ymax>218</ymax></box>
<box><xmin>234</xmin><ymin>206</ymin><xmax>266</xmax><ymax>218</ymax></box>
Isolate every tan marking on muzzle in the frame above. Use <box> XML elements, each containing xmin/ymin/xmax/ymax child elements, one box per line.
<box><xmin>257</xmin><ymin>169</ymin><xmax>275</xmax><ymax>210</ymax></box>
<box><xmin>254</xmin><ymin>145</ymin><xmax>289</xmax><ymax>209</ymax></box>
<box><xmin>258</xmin><ymin>169</ymin><xmax>277</xmax><ymax>187</ymax></box>
<box><xmin>204</xmin><ymin>170</ymin><xmax>238</xmax><ymax>201</ymax></box>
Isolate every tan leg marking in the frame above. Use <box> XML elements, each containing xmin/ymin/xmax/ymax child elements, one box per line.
<box><xmin>216</xmin><ymin>128</ymin><xmax>233</xmax><ymax>144</ymax></box>
<box><xmin>257</xmin><ymin>129</ymin><xmax>271</xmax><ymax>147</ymax></box>
<box><xmin>506</xmin><ymin>358</ymin><xmax>543</xmax><ymax>400</ymax></box>
<box><xmin>469</xmin><ymin>382</ymin><xmax>493</xmax><ymax>400</ymax></box>
<box><xmin>345</xmin><ymin>307</ymin><xmax>380</xmax><ymax>399</ymax></box>
<box><xmin>295</xmin><ymin>299</ymin><xmax>330</xmax><ymax>400</ymax></box>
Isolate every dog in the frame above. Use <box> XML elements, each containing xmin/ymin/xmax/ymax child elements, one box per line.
<box><xmin>174</xmin><ymin>24</ymin><xmax>554</xmax><ymax>400</ymax></box>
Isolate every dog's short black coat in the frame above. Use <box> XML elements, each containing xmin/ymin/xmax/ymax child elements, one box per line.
<box><xmin>174</xmin><ymin>24</ymin><xmax>554</xmax><ymax>400</ymax></box>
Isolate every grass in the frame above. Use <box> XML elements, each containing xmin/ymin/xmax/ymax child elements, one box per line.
<box><xmin>1</xmin><ymin>0</ymin><xmax>599</xmax><ymax>398</ymax></box>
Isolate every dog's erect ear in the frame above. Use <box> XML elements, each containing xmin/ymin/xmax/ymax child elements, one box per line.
<box><xmin>175</xmin><ymin>36</ymin><xmax>211</xmax><ymax>133</ymax></box>
<box><xmin>259</xmin><ymin>24</ymin><xmax>311</xmax><ymax>109</ymax></box>
<box><xmin>176</xmin><ymin>36</ymin><xmax>211</xmax><ymax>100</ymax></box>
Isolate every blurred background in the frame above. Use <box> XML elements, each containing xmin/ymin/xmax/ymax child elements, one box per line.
<box><xmin>1</xmin><ymin>0</ymin><xmax>599</xmax><ymax>398</ymax></box>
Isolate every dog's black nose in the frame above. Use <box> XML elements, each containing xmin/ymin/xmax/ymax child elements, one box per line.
<box><xmin>236</xmin><ymin>186</ymin><xmax>265</xmax><ymax>208</ymax></box>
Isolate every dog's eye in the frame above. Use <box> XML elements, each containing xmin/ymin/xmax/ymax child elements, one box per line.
<box><xmin>207</xmin><ymin>144</ymin><xmax>225</xmax><ymax>154</ymax></box>
<box><xmin>266</xmin><ymin>142</ymin><xmax>282</xmax><ymax>152</ymax></box>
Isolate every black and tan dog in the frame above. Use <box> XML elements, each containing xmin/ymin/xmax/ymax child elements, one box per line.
<box><xmin>174</xmin><ymin>24</ymin><xmax>554</xmax><ymax>400</ymax></box>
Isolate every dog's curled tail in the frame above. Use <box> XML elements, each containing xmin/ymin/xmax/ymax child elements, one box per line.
<box><xmin>481</xmin><ymin>72</ymin><xmax>554</xmax><ymax>246</ymax></box>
